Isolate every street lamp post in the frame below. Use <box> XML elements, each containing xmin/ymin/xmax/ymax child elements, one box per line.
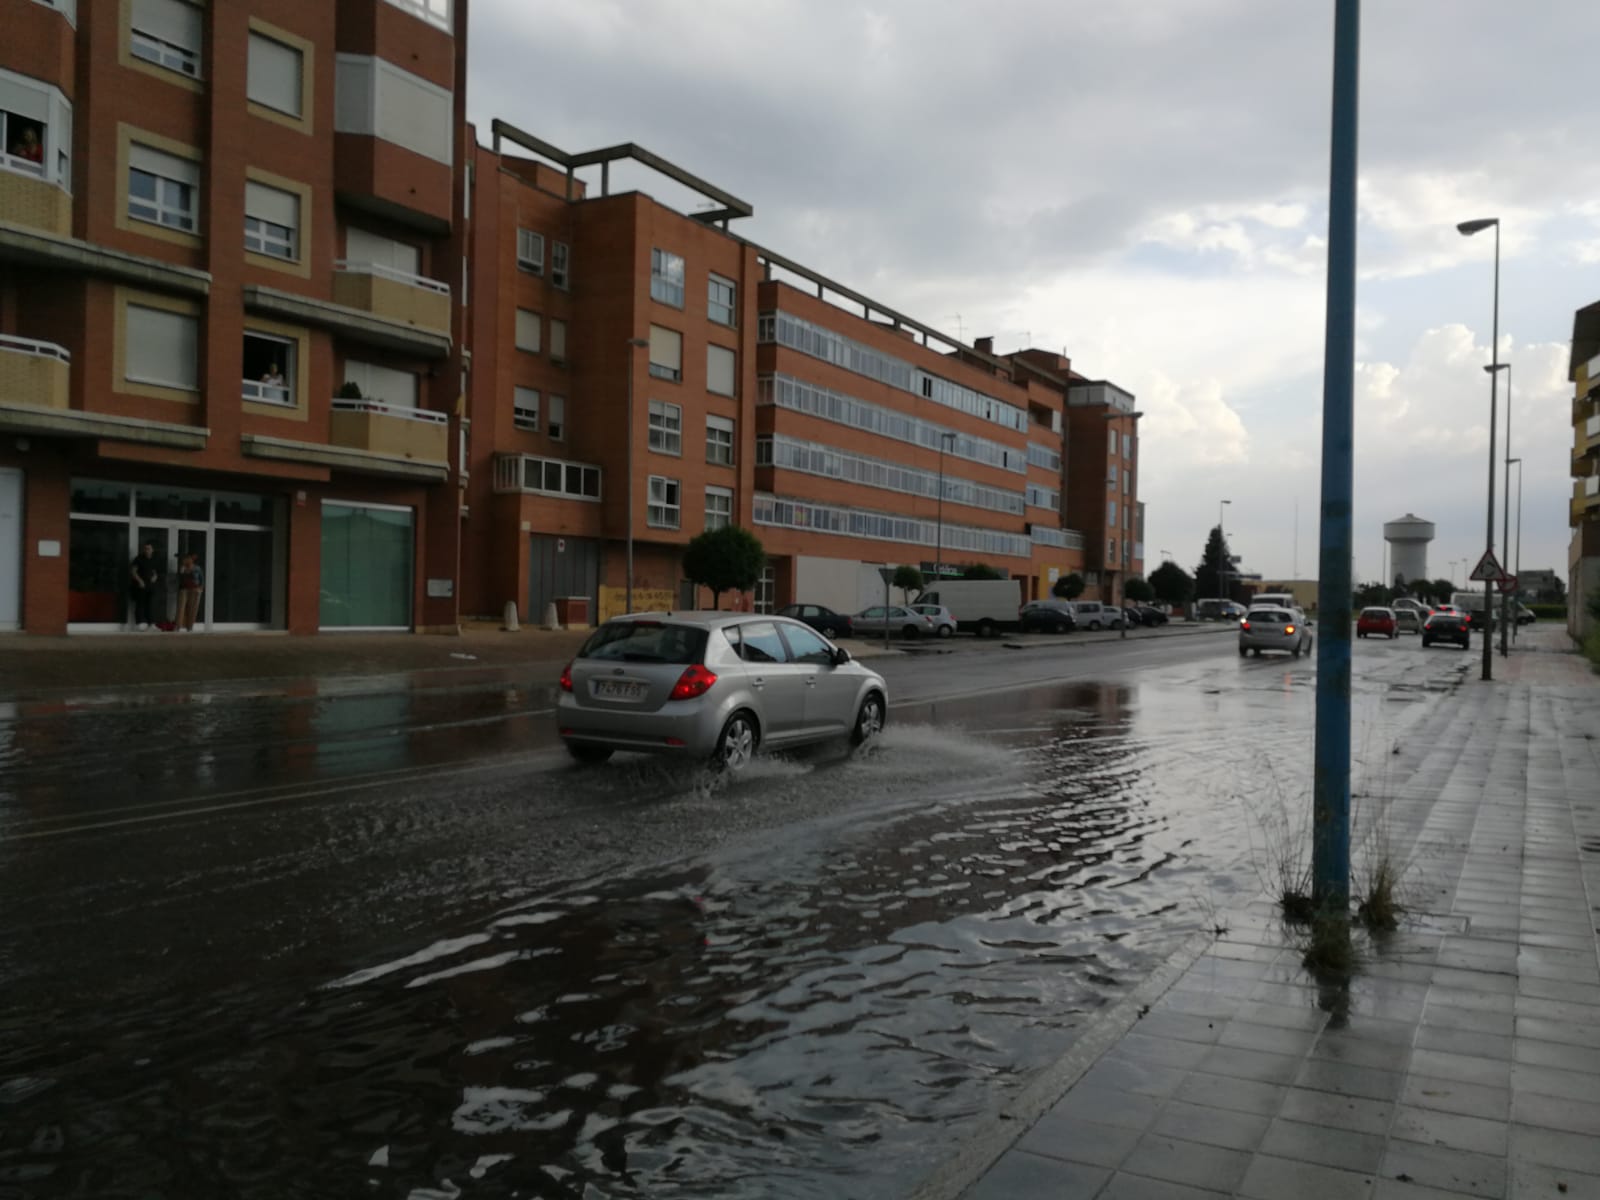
<box><xmin>1497</xmin><ymin>363</ymin><xmax>1513</xmax><ymax>657</ymax></box>
<box><xmin>624</xmin><ymin>336</ymin><xmax>649</xmax><ymax>615</ymax></box>
<box><xmin>1457</xmin><ymin>216</ymin><xmax>1501</xmax><ymax>681</ymax></box>
<box><xmin>934</xmin><ymin>430</ymin><xmax>956</xmax><ymax>585</ymax></box>
<box><xmin>1509</xmin><ymin>457</ymin><xmax>1523</xmax><ymax>641</ymax></box>
<box><xmin>1218</xmin><ymin>498</ymin><xmax>1232</xmax><ymax>599</ymax></box>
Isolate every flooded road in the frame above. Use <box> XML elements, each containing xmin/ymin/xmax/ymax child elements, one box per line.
<box><xmin>0</xmin><ymin>634</ymin><xmax>1471</xmax><ymax>1197</ymax></box>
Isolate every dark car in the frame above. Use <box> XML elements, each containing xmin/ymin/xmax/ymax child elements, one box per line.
<box><xmin>1421</xmin><ymin>612</ymin><xmax>1470</xmax><ymax>649</ymax></box>
<box><xmin>776</xmin><ymin>603</ymin><xmax>853</xmax><ymax>640</ymax></box>
<box><xmin>1019</xmin><ymin>600</ymin><xmax>1078</xmax><ymax>634</ymax></box>
<box><xmin>1134</xmin><ymin>605</ymin><xmax>1169</xmax><ymax>626</ymax></box>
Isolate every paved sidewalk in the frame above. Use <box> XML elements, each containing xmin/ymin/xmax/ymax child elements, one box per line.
<box><xmin>918</xmin><ymin>627</ymin><xmax>1600</xmax><ymax>1200</ymax></box>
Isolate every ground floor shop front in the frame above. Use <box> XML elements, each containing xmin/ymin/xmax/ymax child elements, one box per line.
<box><xmin>1</xmin><ymin>449</ymin><xmax>443</xmax><ymax>636</ymax></box>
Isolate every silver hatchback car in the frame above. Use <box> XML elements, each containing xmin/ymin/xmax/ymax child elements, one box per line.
<box><xmin>558</xmin><ymin>612</ymin><xmax>889</xmax><ymax>770</ymax></box>
<box><xmin>1238</xmin><ymin>606</ymin><xmax>1314</xmax><ymax>658</ymax></box>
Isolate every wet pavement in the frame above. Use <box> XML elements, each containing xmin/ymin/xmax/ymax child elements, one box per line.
<box><xmin>0</xmin><ymin>627</ymin><xmax>1487</xmax><ymax>1197</ymax></box>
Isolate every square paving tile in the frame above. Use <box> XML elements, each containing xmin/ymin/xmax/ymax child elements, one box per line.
<box><xmin>1217</xmin><ymin>1020</ymin><xmax>1321</xmax><ymax>1058</ymax></box>
<box><xmin>1017</xmin><ymin>1112</ymin><xmax>1143</xmax><ymax>1170</ymax></box>
<box><xmin>1150</xmin><ymin>1099</ymin><xmax>1270</xmax><ymax>1153</ymax></box>
<box><xmin>1279</xmin><ymin>1086</ymin><xmax>1394</xmax><ymax>1136</ymax></box>
<box><xmin>1124</xmin><ymin>1131</ymin><xmax>1252</xmax><ymax>1194</ymax></box>
<box><xmin>1239</xmin><ymin>1153</ymin><xmax>1376</xmax><ymax>1200</ymax></box>
<box><xmin>1420</xmin><ymin>1002</ymin><xmax>1515</xmax><ymax>1037</ymax></box>
<box><xmin>1514</xmin><ymin>1038</ymin><xmax>1600</xmax><ymax>1075</ymax></box>
<box><xmin>1295</xmin><ymin>1057</ymin><xmax>1408</xmax><ymax>1102</ymax></box>
<box><xmin>1509</xmin><ymin>1089</ymin><xmax>1600</xmax><ymax>1137</ymax></box>
<box><xmin>1096</xmin><ymin>1173</ymin><xmax>1232</xmax><ymax>1200</ymax></box>
<box><xmin>1112</xmin><ymin>1032</ymin><xmax>1214</xmax><ymax>1072</ymax></box>
<box><xmin>1510</xmin><ymin>1061</ymin><xmax>1600</xmax><ymax>1104</ymax></box>
<box><xmin>1171</xmin><ymin>1070</ymin><xmax>1287</xmax><ymax>1118</ymax></box>
<box><xmin>1079</xmin><ymin>1056</ymin><xmax>1189</xmax><ymax>1099</ymax></box>
<box><xmin>1414</xmin><ymin>1025</ymin><xmax>1512</xmax><ymax>1062</ymax></box>
<box><xmin>1046</xmin><ymin>1086</ymin><xmax>1164</xmax><ymax>1133</ymax></box>
<box><xmin>1132</xmin><ymin>1010</ymin><xmax>1226</xmax><ymax>1047</ymax></box>
<box><xmin>1509</xmin><ymin>1123</ymin><xmax>1600</xmax><ymax>1174</ymax></box>
<box><xmin>965</xmin><ymin>1149</ymin><xmax>1111</xmax><ymax>1200</ymax></box>
<box><xmin>1380</xmin><ymin>1134</ymin><xmax>1506</xmax><ymax>1197</ymax></box>
<box><xmin>1506</xmin><ymin>1158</ymin><xmax>1600</xmax><ymax>1200</ymax></box>
<box><xmin>1391</xmin><ymin>1104</ymin><xmax>1509</xmax><ymax>1156</ymax></box>
<box><xmin>1518</xmin><ymin>1015</ymin><xmax>1600</xmax><ymax>1052</ymax></box>
<box><xmin>1401</xmin><ymin>1074</ymin><xmax>1509</xmax><ymax>1122</ymax></box>
<box><xmin>1260</xmin><ymin>1116</ymin><xmax>1387</xmax><ymax>1173</ymax></box>
<box><xmin>1407</xmin><ymin>1048</ymin><xmax>1512</xmax><ymax>1090</ymax></box>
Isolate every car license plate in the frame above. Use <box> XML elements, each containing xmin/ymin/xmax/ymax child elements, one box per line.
<box><xmin>594</xmin><ymin>680</ymin><xmax>645</xmax><ymax>701</ymax></box>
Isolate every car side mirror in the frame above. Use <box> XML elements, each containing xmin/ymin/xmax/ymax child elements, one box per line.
<box><xmin>833</xmin><ymin>647</ymin><xmax>851</xmax><ymax>666</ymax></box>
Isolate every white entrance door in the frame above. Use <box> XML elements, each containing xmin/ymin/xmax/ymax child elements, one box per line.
<box><xmin>0</xmin><ymin>469</ymin><xmax>21</xmax><ymax>630</ymax></box>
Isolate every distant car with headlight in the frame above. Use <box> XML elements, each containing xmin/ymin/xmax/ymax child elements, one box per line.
<box><xmin>558</xmin><ymin>612</ymin><xmax>888</xmax><ymax>771</ymax></box>
<box><xmin>1238</xmin><ymin>606</ymin><xmax>1313</xmax><ymax>658</ymax></box>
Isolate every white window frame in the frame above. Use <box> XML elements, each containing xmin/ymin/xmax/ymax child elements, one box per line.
<box><xmin>1108</xmin><ymin>462</ymin><xmax>1118</xmax><ymax>486</ymax></box>
<box><xmin>247</xmin><ymin>31</ymin><xmax>303</xmax><ymax>117</ymax></box>
<box><xmin>128</xmin><ymin>143</ymin><xmax>199</xmax><ymax>232</ymax></box>
<box><xmin>706</xmin><ymin>343</ymin><xmax>736</xmax><ymax>397</ymax></box>
<box><xmin>241</xmin><ymin>330</ymin><xmax>296</xmax><ymax>406</ymax></box>
<box><xmin>342</xmin><ymin>360</ymin><xmax>418</xmax><ymax>408</ymax></box>
<box><xmin>551</xmin><ymin>240</ymin><xmax>570</xmax><ymax>289</ymax></box>
<box><xmin>125</xmin><ymin>304</ymin><xmax>198</xmax><ymax>391</ymax></box>
<box><xmin>548</xmin><ymin>394</ymin><xmax>565</xmax><ymax>441</ymax></box>
<box><xmin>648</xmin><ymin>400</ymin><xmax>682</xmax><ymax>456</ymax></box>
<box><xmin>650</xmin><ymin>247</ymin><xmax>684</xmax><ymax>307</ymax></box>
<box><xmin>706</xmin><ymin>414</ymin><xmax>734</xmax><ymax>466</ymax></box>
<box><xmin>1108</xmin><ymin>501</ymin><xmax>1118</xmax><ymax>527</ymax></box>
<box><xmin>704</xmin><ymin>485</ymin><xmax>733</xmax><ymax>532</ymax></box>
<box><xmin>513</xmin><ymin>386</ymin><xmax>539</xmax><ymax>432</ymax></box>
<box><xmin>647</xmin><ymin>476</ymin><xmax>680</xmax><ymax>529</ymax></box>
<box><xmin>708</xmin><ymin>273</ymin><xmax>737</xmax><ymax>326</ymax></box>
<box><xmin>0</xmin><ymin>71</ymin><xmax>72</xmax><ymax>191</ymax></box>
<box><xmin>1109</xmin><ymin>428</ymin><xmax>1119</xmax><ymax>454</ymax></box>
<box><xmin>243</xmin><ymin>180</ymin><xmax>299</xmax><ymax>260</ymax></box>
<box><xmin>130</xmin><ymin>0</ymin><xmax>203</xmax><ymax>80</ymax></box>
<box><xmin>514</xmin><ymin>309</ymin><xmax>541</xmax><ymax>354</ymax></box>
<box><xmin>516</xmin><ymin>228</ymin><xmax>544</xmax><ymax>275</ymax></box>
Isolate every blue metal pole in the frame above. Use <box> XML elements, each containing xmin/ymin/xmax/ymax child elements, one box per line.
<box><xmin>1312</xmin><ymin>0</ymin><xmax>1360</xmax><ymax>914</ymax></box>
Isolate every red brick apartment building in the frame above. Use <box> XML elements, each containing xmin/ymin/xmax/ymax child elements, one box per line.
<box><xmin>1</xmin><ymin>0</ymin><xmax>470</xmax><ymax>634</ymax></box>
<box><xmin>0</xmin><ymin>0</ymin><xmax>1138</xmax><ymax>636</ymax></box>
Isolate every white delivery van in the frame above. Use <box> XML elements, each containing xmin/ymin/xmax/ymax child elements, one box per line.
<box><xmin>1249</xmin><ymin>592</ymin><xmax>1297</xmax><ymax>611</ymax></box>
<box><xmin>1450</xmin><ymin>591</ymin><xmax>1490</xmax><ymax>628</ymax></box>
<box><xmin>916</xmin><ymin>579</ymin><xmax>1023</xmax><ymax>638</ymax></box>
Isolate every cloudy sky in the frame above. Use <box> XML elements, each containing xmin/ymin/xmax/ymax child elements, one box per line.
<box><xmin>467</xmin><ymin>1</ymin><xmax>1599</xmax><ymax>588</ymax></box>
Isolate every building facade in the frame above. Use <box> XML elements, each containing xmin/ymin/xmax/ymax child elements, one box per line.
<box><xmin>0</xmin><ymin>0</ymin><xmax>470</xmax><ymax>634</ymax></box>
<box><xmin>1569</xmin><ymin>300</ymin><xmax>1600</xmax><ymax>639</ymax></box>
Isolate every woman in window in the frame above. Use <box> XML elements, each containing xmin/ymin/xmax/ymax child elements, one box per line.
<box><xmin>10</xmin><ymin>126</ymin><xmax>43</xmax><ymax>165</ymax></box>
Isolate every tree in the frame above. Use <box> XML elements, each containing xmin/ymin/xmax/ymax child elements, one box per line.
<box><xmin>1124</xmin><ymin>576</ymin><xmax>1154</xmax><ymax>604</ymax></box>
<box><xmin>961</xmin><ymin>563</ymin><xmax>1003</xmax><ymax>580</ymax></box>
<box><xmin>1052</xmin><ymin>572</ymin><xmax>1085</xmax><ymax>600</ymax></box>
<box><xmin>1149</xmin><ymin>561</ymin><xmax>1194</xmax><ymax>608</ymax></box>
<box><xmin>1192</xmin><ymin>526</ymin><xmax>1234</xmax><ymax>599</ymax></box>
<box><xmin>682</xmin><ymin>525</ymin><xmax>766</xmax><ymax>610</ymax></box>
<box><xmin>1430</xmin><ymin>578</ymin><xmax>1455</xmax><ymax>602</ymax></box>
<box><xmin>1393</xmin><ymin>571</ymin><xmax>1407</xmax><ymax>592</ymax></box>
<box><xmin>891</xmin><ymin>564</ymin><xmax>924</xmax><ymax>604</ymax></box>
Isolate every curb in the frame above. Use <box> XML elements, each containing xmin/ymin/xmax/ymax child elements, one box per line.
<box><xmin>906</xmin><ymin>928</ymin><xmax>1217</xmax><ymax>1200</ymax></box>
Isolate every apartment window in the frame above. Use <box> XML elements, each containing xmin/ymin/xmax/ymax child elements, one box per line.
<box><xmin>1108</xmin><ymin>428</ymin><xmax>1118</xmax><ymax>455</ymax></box>
<box><xmin>513</xmin><ymin>387</ymin><xmax>539</xmax><ymax>432</ymax></box>
<box><xmin>241</xmin><ymin>331</ymin><xmax>295</xmax><ymax>406</ymax></box>
<box><xmin>516</xmin><ymin>228</ymin><xmax>544</xmax><ymax>275</ymax></box>
<box><xmin>708</xmin><ymin>274</ymin><xmax>736</xmax><ymax>326</ymax></box>
<box><xmin>515</xmin><ymin>309</ymin><xmax>541</xmax><ymax>354</ymax></box>
<box><xmin>347</xmin><ymin>227</ymin><xmax>421</xmax><ymax>277</ymax></box>
<box><xmin>125</xmin><ymin>304</ymin><xmax>198</xmax><ymax>391</ymax></box>
<box><xmin>342</xmin><ymin>360</ymin><xmax>418</xmax><ymax>408</ymax></box>
<box><xmin>706</xmin><ymin>415</ymin><xmax>735</xmax><ymax>466</ymax></box>
<box><xmin>650</xmin><ymin>248</ymin><xmax>685</xmax><ymax>307</ymax></box>
<box><xmin>647</xmin><ymin>476</ymin><xmax>680</xmax><ymax>529</ymax></box>
<box><xmin>1107</xmin><ymin>462</ymin><xmax>1118</xmax><ymax>486</ymax></box>
<box><xmin>754</xmin><ymin>566</ymin><xmax>775</xmax><ymax>614</ymax></box>
<box><xmin>243</xmin><ymin>180</ymin><xmax>299</xmax><ymax>260</ymax></box>
<box><xmin>548</xmin><ymin>395</ymin><xmax>565</xmax><ymax>441</ymax></box>
<box><xmin>549</xmin><ymin>318</ymin><xmax>567</xmax><ymax>362</ymax></box>
<box><xmin>1108</xmin><ymin>538</ymin><xmax>1117</xmax><ymax>563</ymax></box>
<box><xmin>247</xmin><ymin>32</ymin><xmax>303</xmax><ymax>117</ymax></box>
<box><xmin>648</xmin><ymin>400</ymin><xmax>681</xmax><ymax>455</ymax></box>
<box><xmin>705</xmin><ymin>486</ymin><xmax>733</xmax><ymax>532</ymax></box>
<box><xmin>334</xmin><ymin>55</ymin><xmax>452</xmax><ymax>165</ymax></box>
<box><xmin>381</xmin><ymin>0</ymin><xmax>451</xmax><ymax>32</ymax></box>
<box><xmin>1122</xmin><ymin>470</ymin><xmax>1130</xmax><ymax>495</ymax></box>
<box><xmin>648</xmin><ymin>325</ymin><xmax>681</xmax><ymax>383</ymax></box>
<box><xmin>551</xmin><ymin>241</ymin><xmax>570</xmax><ymax>289</ymax></box>
<box><xmin>1123</xmin><ymin>433</ymin><xmax>1133</xmax><ymax>458</ymax></box>
<box><xmin>1108</xmin><ymin>501</ymin><xmax>1118</xmax><ymax>527</ymax></box>
<box><xmin>130</xmin><ymin>0</ymin><xmax>203</xmax><ymax>79</ymax></box>
<box><xmin>128</xmin><ymin>143</ymin><xmax>198</xmax><ymax>232</ymax></box>
<box><xmin>707</xmin><ymin>344</ymin><xmax>736</xmax><ymax>397</ymax></box>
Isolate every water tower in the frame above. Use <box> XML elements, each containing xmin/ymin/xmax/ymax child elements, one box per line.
<box><xmin>1383</xmin><ymin>513</ymin><xmax>1435</xmax><ymax>587</ymax></box>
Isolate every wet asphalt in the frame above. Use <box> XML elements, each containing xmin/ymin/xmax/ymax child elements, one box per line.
<box><xmin>0</xmin><ymin>628</ymin><xmax>1477</xmax><ymax>1198</ymax></box>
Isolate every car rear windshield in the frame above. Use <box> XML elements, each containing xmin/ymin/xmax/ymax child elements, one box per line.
<box><xmin>1249</xmin><ymin>611</ymin><xmax>1289</xmax><ymax>624</ymax></box>
<box><xmin>1361</xmin><ymin>608</ymin><xmax>1392</xmax><ymax>617</ymax></box>
<box><xmin>579</xmin><ymin>621</ymin><xmax>709</xmax><ymax>664</ymax></box>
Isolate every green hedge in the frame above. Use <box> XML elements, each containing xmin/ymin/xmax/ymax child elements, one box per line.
<box><xmin>1528</xmin><ymin>603</ymin><xmax>1565</xmax><ymax>620</ymax></box>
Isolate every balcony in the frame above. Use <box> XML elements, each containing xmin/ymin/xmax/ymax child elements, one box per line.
<box><xmin>241</xmin><ymin>399</ymin><xmax>447</xmax><ymax>482</ymax></box>
<box><xmin>1573</xmin><ymin>475</ymin><xmax>1600</xmax><ymax>526</ymax></box>
<box><xmin>241</xmin><ymin>283</ymin><xmax>448</xmax><ymax>358</ymax></box>
<box><xmin>0</xmin><ymin>334</ymin><xmax>69</xmax><ymax>410</ymax></box>
<box><xmin>332</xmin><ymin>260</ymin><xmax>450</xmax><ymax>336</ymax></box>
<box><xmin>1574</xmin><ymin>414</ymin><xmax>1600</xmax><ymax>478</ymax></box>
<box><xmin>0</xmin><ymin>161</ymin><xmax>71</xmax><ymax>239</ymax></box>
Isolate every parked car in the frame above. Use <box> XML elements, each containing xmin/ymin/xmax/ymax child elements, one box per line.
<box><xmin>1357</xmin><ymin>606</ymin><xmax>1398</xmax><ymax>639</ymax></box>
<box><xmin>1122</xmin><ymin>606</ymin><xmax>1147</xmax><ymax>627</ymax></box>
<box><xmin>776</xmin><ymin>602</ymin><xmax>853</xmax><ymax>640</ymax></box>
<box><xmin>852</xmin><ymin>604</ymin><xmax>937</xmax><ymax>638</ymax></box>
<box><xmin>1515</xmin><ymin>603</ymin><xmax>1537</xmax><ymax>627</ymax></box>
<box><xmin>1070</xmin><ymin>601</ymin><xmax>1124</xmax><ymax>631</ymax></box>
<box><xmin>1421</xmin><ymin>612</ymin><xmax>1470</xmax><ymax>650</ymax></box>
<box><xmin>1019</xmin><ymin>599</ymin><xmax>1078</xmax><ymax>634</ymax></box>
<box><xmin>558</xmin><ymin>612</ymin><xmax>888</xmax><ymax>771</ymax></box>
<box><xmin>1238</xmin><ymin>606</ymin><xmax>1313</xmax><ymax>658</ymax></box>
<box><xmin>908</xmin><ymin>602</ymin><xmax>957</xmax><ymax>638</ymax></box>
<box><xmin>1133</xmin><ymin>605</ymin><xmax>1169</xmax><ymax>626</ymax></box>
<box><xmin>1394</xmin><ymin>608</ymin><xmax>1422</xmax><ymax>635</ymax></box>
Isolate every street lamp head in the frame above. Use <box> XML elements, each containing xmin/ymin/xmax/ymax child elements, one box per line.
<box><xmin>1483</xmin><ymin>362</ymin><xmax>1509</xmax><ymax>374</ymax></box>
<box><xmin>626</xmin><ymin>337</ymin><xmax>649</xmax><ymax>348</ymax></box>
<box><xmin>1456</xmin><ymin>218</ymin><xmax>1498</xmax><ymax>237</ymax></box>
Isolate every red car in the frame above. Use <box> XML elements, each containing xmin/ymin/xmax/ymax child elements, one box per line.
<box><xmin>1357</xmin><ymin>606</ymin><xmax>1397</xmax><ymax>639</ymax></box>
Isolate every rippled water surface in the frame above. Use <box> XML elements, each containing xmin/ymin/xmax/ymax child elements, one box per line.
<box><xmin>2</xmin><ymin>667</ymin><xmax>1433</xmax><ymax>1199</ymax></box>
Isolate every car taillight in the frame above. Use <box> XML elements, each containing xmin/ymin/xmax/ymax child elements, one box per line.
<box><xmin>1285</xmin><ymin>624</ymin><xmax>1296</xmax><ymax>634</ymax></box>
<box><xmin>668</xmin><ymin>664</ymin><xmax>718</xmax><ymax>701</ymax></box>
<box><xmin>1240</xmin><ymin>620</ymin><xmax>1250</xmax><ymax>631</ymax></box>
<box><xmin>559</xmin><ymin>662</ymin><xmax>573</xmax><ymax>692</ymax></box>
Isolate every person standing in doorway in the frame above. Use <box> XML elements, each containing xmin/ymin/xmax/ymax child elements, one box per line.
<box><xmin>129</xmin><ymin>541</ymin><xmax>162</xmax><ymax>631</ymax></box>
<box><xmin>176</xmin><ymin>552</ymin><xmax>204</xmax><ymax>632</ymax></box>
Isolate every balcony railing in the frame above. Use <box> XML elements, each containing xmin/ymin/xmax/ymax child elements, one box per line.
<box><xmin>333</xmin><ymin>259</ymin><xmax>450</xmax><ymax>295</ymax></box>
<box><xmin>332</xmin><ymin>398</ymin><xmax>446</xmax><ymax>425</ymax></box>
<box><xmin>1029</xmin><ymin>524</ymin><xmax>1086</xmax><ymax>550</ymax></box>
<box><xmin>0</xmin><ymin>333</ymin><xmax>69</xmax><ymax>362</ymax></box>
<box><xmin>330</xmin><ymin>260</ymin><xmax>452</xmax><ymax>338</ymax></box>
<box><xmin>242</xmin><ymin>379</ymin><xmax>292</xmax><ymax>406</ymax></box>
<box><xmin>0</xmin><ymin>334</ymin><xmax>71</xmax><ymax>411</ymax></box>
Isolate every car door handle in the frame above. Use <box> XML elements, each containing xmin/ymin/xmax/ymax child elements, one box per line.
<box><xmin>751</xmin><ymin>677</ymin><xmax>765</xmax><ymax>689</ymax></box>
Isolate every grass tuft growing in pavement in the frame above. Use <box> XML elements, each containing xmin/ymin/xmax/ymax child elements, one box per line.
<box><xmin>1301</xmin><ymin>912</ymin><xmax>1357</xmax><ymax>975</ymax></box>
<box><xmin>1241</xmin><ymin>760</ymin><xmax>1315</xmax><ymax>923</ymax></box>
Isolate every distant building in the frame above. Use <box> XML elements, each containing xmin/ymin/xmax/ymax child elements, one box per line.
<box><xmin>1248</xmin><ymin>579</ymin><xmax>1319</xmax><ymax>611</ymax></box>
<box><xmin>1567</xmin><ymin>300</ymin><xmax>1600</xmax><ymax>638</ymax></box>
<box><xmin>1517</xmin><ymin>568</ymin><xmax>1561</xmax><ymax>602</ymax></box>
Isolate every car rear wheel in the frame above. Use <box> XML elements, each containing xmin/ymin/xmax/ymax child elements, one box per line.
<box><xmin>976</xmin><ymin>619</ymin><xmax>996</xmax><ymax>638</ymax></box>
<box><xmin>851</xmin><ymin>692</ymin><xmax>885</xmax><ymax>747</ymax></box>
<box><xmin>1422</xmin><ymin>637</ymin><xmax>1432</xmax><ymax>647</ymax></box>
<box><xmin>902</xmin><ymin>624</ymin><xmax>922</xmax><ymax>638</ymax></box>
<box><xmin>936</xmin><ymin>624</ymin><xmax>953</xmax><ymax>638</ymax></box>
<box><xmin>713</xmin><ymin>711</ymin><xmax>758</xmax><ymax>773</ymax></box>
<box><xmin>1239</xmin><ymin>644</ymin><xmax>1248</xmax><ymax>657</ymax></box>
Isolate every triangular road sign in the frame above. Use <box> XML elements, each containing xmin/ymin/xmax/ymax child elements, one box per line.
<box><xmin>1468</xmin><ymin>549</ymin><xmax>1504</xmax><ymax>582</ymax></box>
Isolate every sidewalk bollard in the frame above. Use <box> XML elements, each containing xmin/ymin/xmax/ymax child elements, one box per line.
<box><xmin>502</xmin><ymin>600</ymin><xmax>519</xmax><ymax>632</ymax></box>
<box><xmin>543</xmin><ymin>602</ymin><xmax>561</xmax><ymax>631</ymax></box>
